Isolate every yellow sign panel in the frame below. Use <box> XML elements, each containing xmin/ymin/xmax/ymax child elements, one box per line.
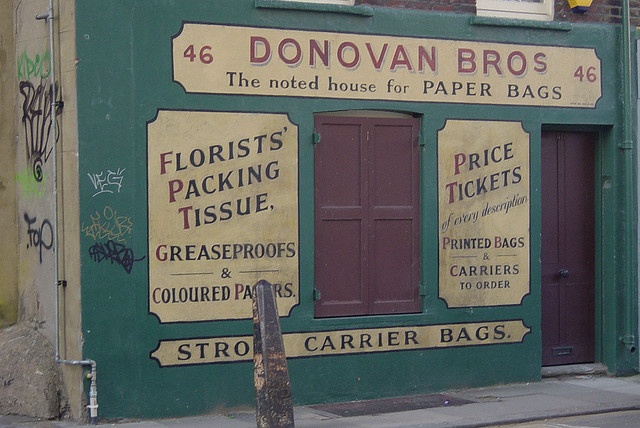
<box><xmin>172</xmin><ymin>23</ymin><xmax>601</xmax><ymax>108</ymax></box>
<box><xmin>147</xmin><ymin>110</ymin><xmax>299</xmax><ymax>322</ymax></box>
<box><xmin>150</xmin><ymin>320</ymin><xmax>531</xmax><ymax>366</ymax></box>
<box><xmin>438</xmin><ymin>120</ymin><xmax>530</xmax><ymax>307</ymax></box>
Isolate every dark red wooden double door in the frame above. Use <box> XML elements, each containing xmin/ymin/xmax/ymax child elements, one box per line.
<box><xmin>314</xmin><ymin>115</ymin><xmax>421</xmax><ymax>318</ymax></box>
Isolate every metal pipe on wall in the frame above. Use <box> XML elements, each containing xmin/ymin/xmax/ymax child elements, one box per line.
<box><xmin>36</xmin><ymin>2</ymin><xmax>99</xmax><ymax>424</ymax></box>
<box><xmin>620</xmin><ymin>0</ymin><xmax>638</xmax><ymax>358</ymax></box>
<box><xmin>637</xmin><ymin>17</ymin><xmax>640</xmax><ymax>372</ymax></box>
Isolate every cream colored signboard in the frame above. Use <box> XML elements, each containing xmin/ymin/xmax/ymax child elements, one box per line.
<box><xmin>147</xmin><ymin>110</ymin><xmax>299</xmax><ymax>322</ymax></box>
<box><xmin>438</xmin><ymin>120</ymin><xmax>529</xmax><ymax>307</ymax></box>
<box><xmin>172</xmin><ymin>23</ymin><xmax>601</xmax><ymax>108</ymax></box>
<box><xmin>150</xmin><ymin>320</ymin><xmax>530</xmax><ymax>366</ymax></box>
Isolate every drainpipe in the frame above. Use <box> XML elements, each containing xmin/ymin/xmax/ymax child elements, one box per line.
<box><xmin>36</xmin><ymin>2</ymin><xmax>99</xmax><ymax>424</ymax></box>
<box><xmin>620</xmin><ymin>0</ymin><xmax>638</xmax><ymax>357</ymax></box>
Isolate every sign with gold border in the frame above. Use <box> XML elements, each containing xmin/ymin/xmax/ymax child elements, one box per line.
<box><xmin>147</xmin><ymin>110</ymin><xmax>299</xmax><ymax>322</ymax></box>
<box><xmin>150</xmin><ymin>320</ymin><xmax>531</xmax><ymax>366</ymax></box>
<box><xmin>172</xmin><ymin>23</ymin><xmax>601</xmax><ymax>108</ymax></box>
<box><xmin>438</xmin><ymin>120</ymin><xmax>529</xmax><ymax>307</ymax></box>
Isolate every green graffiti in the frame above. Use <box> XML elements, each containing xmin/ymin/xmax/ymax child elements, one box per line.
<box><xmin>17</xmin><ymin>49</ymin><xmax>50</xmax><ymax>81</ymax></box>
<box><xmin>15</xmin><ymin>167</ymin><xmax>46</xmax><ymax>199</ymax></box>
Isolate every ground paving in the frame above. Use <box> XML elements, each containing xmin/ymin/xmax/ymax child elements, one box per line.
<box><xmin>2</xmin><ymin>367</ymin><xmax>640</xmax><ymax>427</ymax></box>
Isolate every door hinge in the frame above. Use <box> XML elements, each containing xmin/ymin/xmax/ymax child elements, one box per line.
<box><xmin>313</xmin><ymin>288</ymin><xmax>322</xmax><ymax>301</ymax></box>
<box><xmin>56</xmin><ymin>280</ymin><xmax>68</xmax><ymax>288</ymax></box>
<box><xmin>419</xmin><ymin>283</ymin><xmax>427</xmax><ymax>297</ymax></box>
<box><xmin>618</xmin><ymin>140</ymin><xmax>633</xmax><ymax>150</ymax></box>
<box><xmin>313</xmin><ymin>131</ymin><xmax>321</xmax><ymax>144</ymax></box>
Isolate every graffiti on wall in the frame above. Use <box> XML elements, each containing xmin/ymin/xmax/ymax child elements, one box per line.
<box><xmin>17</xmin><ymin>49</ymin><xmax>50</xmax><ymax>81</ymax></box>
<box><xmin>19</xmin><ymin>78</ymin><xmax>62</xmax><ymax>182</ymax></box>
<box><xmin>88</xmin><ymin>240</ymin><xmax>145</xmax><ymax>274</ymax></box>
<box><xmin>82</xmin><ymin>206</ymin><xmax>133</xmax><ymax>243</ymax></box>
<box><xmin>82</xmin><ymin>204</ymin><xmax>145</xmax><ymax>274</ymax></box>
<box><xmin>17</xmin><ymin>49</ymin><xmax>59</xmax><ymax>269</ymax></box>
<box><xmin>23</xmin><ymin>212</ymin><xmax>54</xmax><ymax>264</ymax></box>
<box><xmin>87</xmin><ymin>168</ymin><xmax>126</xmax><ymax>197</ymax></box>
<box><xmin>18</xmin><ymin>48</ymin><xmax>62</xmax><ymax>183</ymax></box>
<box><xmin>15</xmin><ymin>167</ymin><xmax>46</xmax><ymax>199</ymax></box>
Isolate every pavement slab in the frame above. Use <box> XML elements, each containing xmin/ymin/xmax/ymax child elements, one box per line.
<box><xmin>2</xmin><ymin>373</ymin><xmax>640</xmax><ymax>428</ymax></box>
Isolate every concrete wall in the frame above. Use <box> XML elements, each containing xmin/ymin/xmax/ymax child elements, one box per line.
<box><xmin>14</xmin><ymin>0</ymin><xmax>57</xmax><ymax>340</ymax></box>
<box><xmin>56</xmin><ymin>0</ymin><xmax>86</xmax><ymax>420</ymax></box>
<box><xmin>0</xmin><ymin>0</ymin><xmax>18</xmax><ymax>328</ymax></box>
<box><xmin>8</xmin><ymin>0</ymin><xmax>85</xmax><ymax>420</ymax></box>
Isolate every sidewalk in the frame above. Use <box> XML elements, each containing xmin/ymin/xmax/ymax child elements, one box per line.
<box><xmin>3</xmin><ymin>368</ymin><xmax>640</xmax><ymax>427</ymax></box>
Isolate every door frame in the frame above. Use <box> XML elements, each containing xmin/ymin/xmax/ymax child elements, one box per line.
<box><xmin>539</xmin><ymin>127</ymin><xmax>604</xmax><ymax>368</ymax></box>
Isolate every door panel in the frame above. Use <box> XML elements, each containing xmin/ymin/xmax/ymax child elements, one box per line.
<box><xmin>314</xmin><ymin>115</ymin><xmax>420</xmax><ymax>317</ymax></box>
<box><xmin>372</xmin><ymin>219</ymin><xmax>416</xmax><ymax>312</ymax></box>
<box><xmin>315</xmin><ymin>219</ymin><xmax>365</xmax><ymax>314</ymax></box>
<box><xmin>541</xmin><ymin>131</ymin><xmax>595</xmax><ymax>366</ymax></box>
<box><xmin>314</xmin><ymin>120</ymin><xmax>367</xmax><ymax>316</ymax></box>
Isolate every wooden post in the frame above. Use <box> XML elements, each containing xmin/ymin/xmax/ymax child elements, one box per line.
<box><xmin>252</xmin><ymin>280</ymin><xmax>294</xmax><ymax>428</ymax></box>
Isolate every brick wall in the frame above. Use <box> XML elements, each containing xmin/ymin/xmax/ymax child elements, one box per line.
<box><xmin>358</xmin><ymin>0</ymin><xmax>640</xmax><ymax>26</ymax></box>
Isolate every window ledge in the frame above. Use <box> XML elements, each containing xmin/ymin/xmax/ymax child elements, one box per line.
<box><xmin>470</xmin><ymin>16</ymin><xmax>572</xmax><ymax>31</ymax></box>
<box><xmin>255</xmin><ymin>0</ymin><xmax>375</xmax><ymax>16</ymax></box>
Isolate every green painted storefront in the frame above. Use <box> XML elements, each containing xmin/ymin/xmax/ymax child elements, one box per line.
<box><xmin>74</xmin><ymin>0</ymin><xmax>637</xmax><ymax>418</ymax></box>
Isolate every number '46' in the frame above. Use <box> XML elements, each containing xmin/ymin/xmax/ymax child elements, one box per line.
<box><xmin>573</xmin><ymin>66</ymin><xmax>597</xmax><ymax>83</ymax></box>
<box><xmin>183</xmin><ymin>44</ymin><xmax>214</xmax><ymax>64</ymax></box>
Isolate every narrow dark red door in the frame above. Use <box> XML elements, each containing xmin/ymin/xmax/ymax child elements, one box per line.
<box><xmin>541</xmin><ymin>131</ymin><xmax>596</xmax><ymax>366</ymax></box>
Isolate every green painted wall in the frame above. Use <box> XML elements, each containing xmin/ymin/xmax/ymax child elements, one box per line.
<box><xmin>74</xmin><ymin>0</ymin><xmax>635</xmax><ymax>419</ymax></box>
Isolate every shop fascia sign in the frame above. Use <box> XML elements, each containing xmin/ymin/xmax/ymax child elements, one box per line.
<box><xmin>173</xmin><ymin>23</ymin><xmax>601</xmax><ymax>108</ymax></box>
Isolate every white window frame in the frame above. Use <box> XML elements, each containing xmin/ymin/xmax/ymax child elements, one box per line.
<box><xmin>476</xmin><ymin>0</ymin><xmax>554</xmax><ymax>21</ymax></box>
<box><xmin>278</xmin><ymin>0</ymin><xmax>355</xmax><ymax>5</ymax></box>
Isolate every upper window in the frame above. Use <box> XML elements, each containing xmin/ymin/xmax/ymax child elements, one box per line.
<box><xmin>314</xmin><ymin>113</ymin><xmax>421</xmax><ymax>318</ymax></box>
<box><xmin>476</xmin><ymin>0</ymin><xmax>554</xmax><ymax>21</ymax></box>
<box><xmin>279</xmin><ymin>0</ymin><xmax>355</xmax><ymax>5</ymax></box>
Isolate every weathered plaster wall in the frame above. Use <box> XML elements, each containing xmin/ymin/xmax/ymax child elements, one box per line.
<box><xmin>0</xmin><ymin>0</ymin><xmax>18</xmax><ymax>327</ymax></box>
<box><xmin>56</xmin><ymin>0</ymin><xmax>87</xmax><ymax>420</ymax></box>
<box><xmin>0</xmin><ymin>0</ymin><xmax>82</xmax><ymax>419</ymax></box>
<box><xmin>14</xmin><ymin>0</ymin><xmax>57</xmax><ymax>340</ymax></box>
<box><xmin>11</xmin><ymin>0</ymin><xmax>85</xmax><ymax>420</ymax></box>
